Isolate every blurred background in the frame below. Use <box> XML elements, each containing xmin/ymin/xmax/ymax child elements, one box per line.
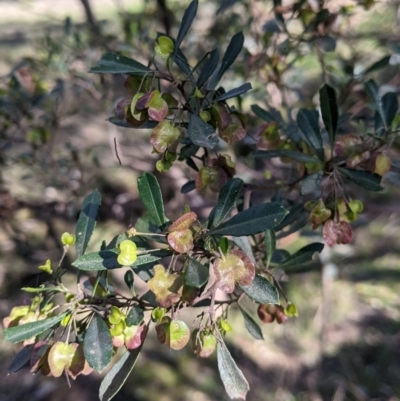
<box><xmin>1</xmin><ymin>0</ymin><xmax>400</xmax><ymax>400</ymax></box>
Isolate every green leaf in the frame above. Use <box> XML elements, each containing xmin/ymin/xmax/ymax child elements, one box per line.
<box><xmin>72</xmin><ymin>249</ymin><xmax>172</xmax><ymax>271</ymax></box>
<box><xmin>319</xmin><ymin>84</ymin><xmax>338</xmax><ymax>149</ymax></box>
<box><xmin>90</xmin><ymin>53</ymin><xmax>152</xmax><ymax>75</ymax></box>
<box><xmin>264</xmin><ymin>229</ymin><xmax>275</xmax><ymax>267</ymax></box>
<box><xmin>99</xmin><ymin>345</ymin><xmax>144</xmax><ymax>401</ymax></box>
<box><xmin>239</xmin><ymin>307</ymin><xmax>264</xmax><ymax>340</ymax></box>
<box><xmin>178</xmin><ymin>143</ymin><xmax>199</xmax><ymax>160</ymax></box>
<box><xmin>213</xmin><ymin>83</ymin><xmax>252</xmax><ymax>103</ymax></box>
<box><xmin>126</xmin><ymin>306</ymin><xmax>144</xmax><ymax>326</ymax></box>
<box><xmin>174</xmin><ymin>0</ymin><xmax>198</xmax><ymax>53</ymax></box>
<box><xmin>254</xmin><ymin>149</ymin><xmax>320</xmax><ymax>163</ymax></box>
<box><xmin>208</xmin><ymin>202</ymin><xmax>288</xmax><ymax>237</ymax></box>
<box><xmin>217</xmin><ymin>339</ymin><xmax>249</xmax><ymax>400</ymax></box>
<box><xmin>197</xmin><ymin>48</ymin><xmax>219</xmax><ymax>87</ymax></box>
<box><xmin>76</xmin><ymin>189</ymin><xmax>102</xmax><ymax>257</ymax></box>
<box><xmin>375</xmin><ymin>92</ymin><xmax>398</xmax><ymax>136</ymax></box>
<box><xmin>188</xmin><ymin>114</ymin><xmax>219</xmax><ymax>148</ymax></box>
<box><xmin>210</xmin><ymin>32</ymin><xmax>244</xmax><ymax>89</ymax></box>
<box><xmin>300</xmin><ymin>171</ymin><xmax>324</xmax><ymax>195</ymax></box>
<box><xmin>124</xmin><ymin>270</ymin><xmax>135</xmax><ymax>294</ymax></box>
<box><xmin>364</xmin><ymin>79</ymin><xmax>387</xmax><ymax>129</ymax></box>
<box><xmin>251</xmin><ymin>104</ymin><xmax>276</xmax><ymax>123</ymax></box>
<box><xmin>207</xmin><ymin>178</ymin><xmax>244</xmax><ymax>229</ymax></box>
<box><xmin>83</xmin><ymin>316</ymin><xmax>113</xmax><ymax>373</ymax></box>
<box><xmin>185</xmin><ymin>258</ymin><xmax>209</xmax><ymax>288</ymax></box>
<box><xmin>297</xmin><ymin>109</ymin><xmax>324</xmax><ymax>160</ymax></box>
<box><xmin>280</xmin><ymin>243</ymin><xmax>324</xmax><ymax>267</ymax></box>
<box><xmin>240</xmin><ymin>274</ymin><xmax>279</xmax><ymax>304</ymax></box>
<box><xmin>338</xmin><ymin>168</ymin><xmax>384</xmax><ymax>192</ymax></box>
<box><xmin>21</xmin><ymin>286</ymin><xmax>60</xmax><ymax>293</ymax></box>
<box><xmin>181</xmin><ymin>180</ymin><xmax>196</xmax><ymax>194</ymax></box>
<box><xmin>4</xmin><ymin>313</ymin><xmax>67</xmax><ymax>344</ymax></box>
<box><xmin>363</xmin><ymin>55</ymin><xmax>391</xmax><ymax>75</ymax></box>
<box><xmin>274</xmin><ymin>204</ymin><xmax>305</xmax><ymax>231</ymax></box>
<box><xmin>137</xmin><ymin>172</ymin><xmax>169</xmax><ymax>227</ymax></box>
<box><xmin>8</xmin><ymin>346</ymin><xmax>33</xmax><ymax>373</ymax></box>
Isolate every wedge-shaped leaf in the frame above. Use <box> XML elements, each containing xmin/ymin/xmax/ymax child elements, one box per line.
<box><xmin>363</xmin><ymin>55</ymin><xmax>391</xmax><ymax>75</ymax></box>
<box><xmin>84</xmin><ymin>316</ymin><xmax>112</xmax><ymax>373</ymax></box>
<box><xmin>208</xmin><ymin>202</ymin><xmax>287</xmax><ymax>237</ymax></box>
<box><xmin>126</xmin><ymin>306</ymin><xmax>144</xmax><ymax>326</ymax></box>
<box><xmin>280</xmin><ymin>243</ymin><xmax>324</xmax><ymax>267</ymax></box>
<box><xmin>300</xmin><ymin>171</ymin><xmax>324</xmax><ymax>195</ymax></box>
<box><xmin>197</xmin><ymin>48</ymin><xmax>219</xmax><ymax>87</ymax></box>
<box><xmin>297</xmin><ymin>109</ymin><xmax>324</xmax><ymax>160</ymax></box>
<box><xmin>76</xmin><ymin>189</ymin><xmax>101</xmax><ymax>257</ymax></box>
<box><xmin>217</xmin><ymin>340</ymin><xmax>249</xmax><ymax>400</ymax></box>
<box><xmin>338</xmin><ymin>168</ymin><xmax>384</xmax><ymax>192</ymax></box>
<box><xmin>4</xmin><ymin>313</ymin><xmax>67</xmax><ymax>344</ymax></box>
<box><xmin>364</xmin><ymin>79</ymin><xmax>387</xmax><ymax>129</ymax></box>
<box><xmin>174</xmin><ymin>0</ymin><xmax>198</xmax><ymax>53</ymax></box>
<box><xmin>251</xmin><ymin>104</ymin><xmax>276</xmax><ymax>123</ymax></box>
<box><xmin>239</xmin><ymin>307</ymin><xmax>264</xmax><ymax>340</ymax></box>
<box><xmin>72</xmin><ymin>248</ymin><xmax>172</xmax><ymax>271</ymax></box>
<box><xmin>188</xmin><ymin>114</ymin><xmax>219</xmax><ymax>148</ymax></box>
<box><xmin>208</xmin><ymin>178</ymin><xmax>243</xmax><ymax>229</ymax></box>
<box><xmin>137</xmin><ymin>172</ymin><xmax>169</xmax><ymax>227</ymax></box>
<box><xmin>213</xmin><ymin>83</ymin><xmax>252</xmax><ymax>103</ymax></box>
<box><xmin>99</xmin><ymin>344</ymin><xmax>144</xmax><ymax>401</ymax></box>
<box><xmin>8</xmin><ymin>346</ymin><xmax>33</xmax><ymax>373</ymax></box>
<box><xmin>374</xmin><ymin>92</ymin><xmax>398</xmax><ymax>136</ymax></box>
<box><xmin>210</xmin><ymin>32</ymin><xmax>244</xmax><ymax>89</ymax></box>
<box><xmin>240</xmin><ymin>274</ymin><xmax>279</xmax><ymax>304</ymax></box>
<box><xmin>90</xmin><ymin>53</ymin><xmax>151</xmax><ymax>75</ymax></box>
<box><xmin>274</xmin><ymin>204</ymin><xmax>305</xmax><ymax>231</ymax></box>
<box><xmin>264</xmin><ymin>229</ymin><xmax>275</xmax><ymax>267</ymax></box>
<box><xmin>319</xmin><ymin>84</ymin><xmax>338</xmax><ymax>148</ymax></box>
<box><xmin>254</xmin><ymin>149</ymin><xmax>320</xmax><ymax>163</ymax></box>
<box><xmin>108</xmin><ymin>117</ymin><xmax>157</xmax><ymax>129</ymax></box>
<box><xmin>185</xmin><ymin>258</ymin><xmax>209</xmax><ymax>288</ymax></box>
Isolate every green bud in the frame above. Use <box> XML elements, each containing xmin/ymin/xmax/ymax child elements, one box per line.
<box><xmin>38</xmin><ymin>259</ymin><xmax>53</xmax><ymax>274</ymax></box>
<box><xmin>200</xmin><ymin>110</ymin><xmax>211</xmax><ymax>122</ymax></box>
<box><xmin>348</xmin><ymin>199</ymin><xmax>364</xmax><ymax>214</ymax></box>
<box><xmin>284</xmin><ymin>302</ymin><xmax>298</xmax><ymax>317</ymax></box>
<box><xmin>61</xmin><ymin>232</ymin><xmax>76</xmax><ymax>246</ymax></box>
<box><xmin>151</xmin><ymin>307</ymin><xmax>166</xmax><ymax>322</ymax></box>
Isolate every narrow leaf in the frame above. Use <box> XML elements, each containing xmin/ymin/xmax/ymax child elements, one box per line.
<box><xmin>319</xmin><ymin>84</ymin><xmax>338</xmax><ymax>148</ymax></box>
<box><xmin>254</xmin><ymin>149</ymin><xmax>320</xmax><ymax>163</ymax></box>
<box><xmin>338</xmin><ymin>168</ymin><xmax>384</xmax><ymax>192</ymax></box>
<box><xmin>274</xmin><ymin>204</ymin><xmax>305</xmax><ymax>231</ymax></box>
<box><xmin>126</xmin><ymin>306</ymin><xmax>144</xmax><ymax>326</ymax></box>
<box><xmin>197</xmin><ymin>48</ymin><xmax>219</xmax><ymax>87</ymax></box>
<box><xmin>90</xmin><ymin>53</ymin><xmax>151</xmax><ymax>75</ymax></box>
<box><xmin>363</xmin><ymin>55</ymin><xmax>391</xmax><ymax>75</ymax></box>
<box><xmin>208</xmin><ymin>202</ymin><xmax>288</xmax><ymax>237</ymax></box>
<box><xmin>99</xmin><ymin>345</ymin><xmax>144</xmax><ymax>401</ymax></box>
<box><xmin>181</xmin><ymin>180</ymin><xmax>196</xmax><ymax>193</ymax></box>
<box><xmin>8</xmin><ymin>347</ymin><xmax>33</xmax><ymax>373</ymax></box>
<box><xmin>364</xmin><ymin>79</ymin><xmax>387</xmax><ymax>129</ymax></box>
<box><xmin>240</xmin><ymin>274</ymin><xmax>279</xmax><ymax>304</ymax></box>
<box><xmin>213</xmin><ymin>83</ymin><xmax>252</xmax><ymax>103</ymax></box>
<box><xmin>174</xmin><ymin>0</ymin><xmax>198</xmax><ymax>52</ymax></box>
<box><xmin>185</xmin><ymin>258</ymin><xmax>209</xmax><ymax>288</ymax></box>
<box><xmin>76</xmin><ymin>189</ymin><xmax>102</xmax><ymax>257</ymax></box>
<box><xmin>300</xmin><ymin>171</ymin><xmax>324</xmax><ymax>195</ymax></box>
<box><xmin>280</xmin><ymin>243</ymin><xmax>324</xmax><ymax>267</ymax></box>
<box><xmin>297</xmin><ymin>109</ymin><xmax>324</xmax><ymax>160</ymax></box>
<box><xmin>72</xmin><ymin>249</ymin><xmax>172</xmax><ymax>271</ymax></box>
<box><xmin>84</xmin><ymin>316</ymin><xmax>113</xmax><ymax>373</ymax></box>
<box><xmin>217</xmin><ymin>340</ymin><xmax>250</xmax><ymax>400</ymax></box>
<box><xmin>264</xmin><ymin>229</ymin><xmax>275</xmax><ymax>267</ymax></box>
<box><xmin>210</xmin><ymin>32</ymin><xmax>244</xmax><ymax>89</ymax></box>
<box><xmin>375</xmin><ymin>92</ymin><xmax>398</xmax><ymax>136</ymax></box>
<box><xmin>207</xmin><ymin>178</ymin><xmax>244</xmax><ymax>228</ymax></box>
<box><xmin>4</xmin><ymin>313</ymin><xmax>67</xmax><ymax>344</ymax></box>
<box><xmin>239</xmin><ymin>307</ymin><xmax>264</xmax><ymax>340</ymax></box>
<box><xmin>188</xmin><ymin>114</ymin><xmax>219</xmax><ymax>148</ymax></box>
<box><xmin>251</xmin><ymin>104</ymin><xmax>276</xmax><ymax>123</ymax></box>
<box><xmin>137</xmin><ymin>172</ymin><xmax>169</xmax><ymax>227</ymax></box>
